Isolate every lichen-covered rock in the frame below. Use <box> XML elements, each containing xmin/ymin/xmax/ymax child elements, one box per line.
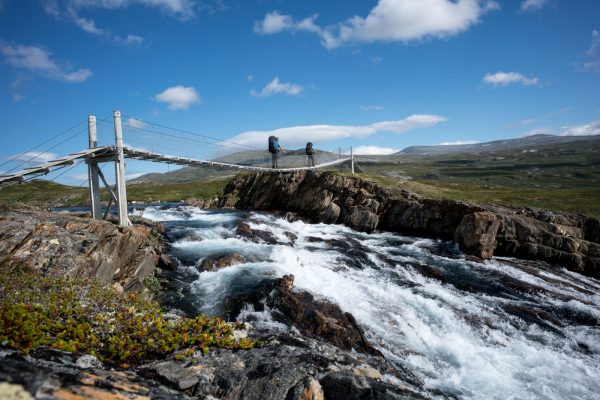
<box><xmin>0</xmin><ymin>208</ymin><xmax>165</xmax><ymax>293</ymax></box>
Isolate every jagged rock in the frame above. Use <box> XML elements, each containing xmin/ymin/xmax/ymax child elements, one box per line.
<box><xmin>199</xmin><ymin>253</ymin><xmax>247</xmax><ymax>271</ymax></box>
<box><xmin>0</xmin><ymin>348</ymin><xmax>188</xmax><ymax>399</ymax></box>
<box><xmin>236</xmin><ymin>221</ymin><xmax>279</xmax><ymax>244</ymax></box>
<box><xmin>227</xmin><ymin>275</ymin><xmax>381</xmax><ymax>356</ymax></box>
<box><xmin>455</xmin><ymin>211</ymin><xmax>500</xmax><ymax>259</ymax></box>
<box><xmin>0</xmin><ymin>208</ymin><xmax>165</xmax><ymax>293</ymax></box>
<box><xmin>216</xmin><ymin>171</ymin><xmax>600</xmax><ymax>278</ymax></box>
<box><xmin>347</xmin><ymin>210</ymin><xmax>379</xmax><ymax>233</ymax></box>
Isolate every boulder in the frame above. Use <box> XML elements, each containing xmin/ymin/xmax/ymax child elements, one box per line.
<box><xmin>454</xmin><ymin>211</ymin><xmax>500</xmax><ymax>259</ymax></box>
<box><xmin>199</xmin><ymin>253</ymin><xmax>247</xmax><ymax>271</ymax></box>
<box><xmin>228</xmin><ymin>275</ymin><xmax>381</xmax><ymax>356</ymax></box>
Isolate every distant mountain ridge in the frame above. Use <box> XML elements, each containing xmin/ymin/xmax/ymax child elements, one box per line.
<box><xmin>397</xmin><ymin>134</ymin><xmax>599</xmax><ymax>156</ymax></box>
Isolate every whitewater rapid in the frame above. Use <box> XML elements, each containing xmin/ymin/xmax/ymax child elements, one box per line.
<box><xmin>133</xmin><ymin>205</ymin><xmax>600</xmax><ymax>400</ymax></box>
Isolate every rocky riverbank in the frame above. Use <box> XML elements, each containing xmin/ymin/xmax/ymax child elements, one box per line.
<box><xmin>201</xmin><ymin>171</ymin><xmax>600</xmax><ymax>278</ymax></box>
<box><xmin>0</xmin><ymin>205</ymin><xmax>424</xmax><ymax>399</ymax></box>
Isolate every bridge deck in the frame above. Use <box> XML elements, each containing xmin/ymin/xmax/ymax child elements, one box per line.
<box><xmin>122</xmin><ymin>147</ymin><xmax>350</xmax><ymax>172</ymax></box>
<box><xmin>0</xmin><ymin>146</ymin><xmax>351</xmax><ymax>184</ymax></box>
<box><xmin>0</xmin><ymin>146</ymin><xmax>114</xmax><ymax>183</ymax></box>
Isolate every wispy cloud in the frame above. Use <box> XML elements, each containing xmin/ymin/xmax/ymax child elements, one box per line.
<box><xmin>349</xmin><ymin>146</ymin><xmax>398</xmax><ymax>155</ymax></box>
<box><xmin>520</xmin><ymin>0</ymin><xmax>551</xmax><ymax>12</ymax></box>
<box><xmin>126</xmin><ymin>117</ymin><xmax>148</xmax><ymax>129</ymax></box>
<box><xmin>251</xmin><ymin>77</ymin><xmax>303</xmax><ymax>97</ymax></box>
<box><xmin>579</xmin><ymin>30</ymin><xmax>600</xmax><ymax>72</ymax></box>
<box><xmin>482</xmin><ymin>71</ymin><xmax>539</xmax><ymax>87</ymax></box>
<box><xmin>228</xmin><ymin>114</ymin><xmax>447</xmax><ymax>148</ymax></box>
<box><xmin>254</xmin><ymin>0</ymin><xmax>500</xmax><ymax>49</ymax></box>
<box><xmin>438</xmin><ymin>140</ymin><xmax>480</xmax><ymax>145</ymax></box>
<box><xmin>360</xmin><ymin>105</ymin><xmax>384</xmax><ymax>112</ymax></box>
<box><xmin>0</xmin><ymin>42</ymin><xmax>92</xmax><ymax>83</ymax></box>
<box><xmin>506</xmin><ymin>107</ymin><xmax>571</xmax><ymax>129</ymax></box>
<box><xmin>154</xmin><ymin>85</ymin><xmax>200</xmax><ymax>110</ymax></box>
<box><xmin>6</xmin><ymin>151</ymin><xmax>59</xmax><ymax>163</ymax></box>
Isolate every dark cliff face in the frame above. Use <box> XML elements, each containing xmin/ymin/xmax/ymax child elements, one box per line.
<box><xmin>215</xmin><ymin>171</ymin><xmax>600</xmax><ymax>278</ymax></box>
<box><xmin>0</xmin><ymin>206</ymin><xmax>165</xmax><ymax>293</ymax></box>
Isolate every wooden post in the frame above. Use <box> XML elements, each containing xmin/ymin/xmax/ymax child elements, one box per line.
<box><xmin>350</xmin><ymin>146</ymin><xmax>355</xmax><ymax>175</ymax></box>
<box><xmin>113</xmin><ymin>110</ymin><xmax>130</xmax><ymax>227</ymax></box>
<box><xmin>87</xmin><ymin>115</ymin><xmax>102</xmax><ymax>219</ymax></box>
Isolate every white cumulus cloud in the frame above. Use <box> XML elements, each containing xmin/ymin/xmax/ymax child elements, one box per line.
<box><xmin>350</xmin><ymin>146</ymin><xmax>399</xmax><ymax>155</ymax></box>
<box><xmin>228</xmin><ymin>114</ymin><xmax>447</xmax><ymax>148</ymax></box>
<box><xmin>0</xmin><ymin>42</ymin><xmax>92</xmax><ymax>83</ymax></box>
<box><xmin>254</xmin><ymin>0</ymin><xmax>499</xmax><ymax>49</ymax></box>
<box><xmin>154</xmin><ymin>85</ymin><xmax>200</xmax><ymax>110</ymax></box>
<box><xmin>482</xmin><ymin>71</ymin><xmax>539</xmax><ymax>87</ymax></box>
<box><xmin>561</xmin><ymin>120</ymin><xmax>600</xmax><ymax>136</ymax></box>
<box><xmin>438</xmin><ymin>140</ymin><xmax>480</xmax><ymax>145</ymax></box>
<box><xmin>251</xmin><ymin>77</ymin><xmax>303</xmax><ymax>97</ymax></box>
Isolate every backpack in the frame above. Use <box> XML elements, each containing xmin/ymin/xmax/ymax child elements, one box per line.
<box><xmin>268</xmin><ymin>136</ymin><xmax>277</xmax><ymax>154</ymax></box>
<box><xmin>305</xmin><ymin>142</ymin><xmax>314</xmax><ymax>155</ymax></box>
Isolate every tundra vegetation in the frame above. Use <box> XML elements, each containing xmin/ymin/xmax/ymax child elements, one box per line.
<box><xmin>0</xmin><ymin>264</ymin><xmax>257</xmax><ymax>366</ymax></box>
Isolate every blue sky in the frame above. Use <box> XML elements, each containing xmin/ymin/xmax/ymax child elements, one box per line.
<box><xmin>0</xmin><ymin>0</ymin><xmax>599</xmax><ymax>183</ymax></box>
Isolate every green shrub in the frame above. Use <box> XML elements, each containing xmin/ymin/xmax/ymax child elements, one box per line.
<box><xmin>0</xmin><ymin>267</ymin><xmax>256</xmax><ymax>366</ymax></box>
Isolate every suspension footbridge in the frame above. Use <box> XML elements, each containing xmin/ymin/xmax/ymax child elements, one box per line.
<box><xmin>0</xmin><ymin>111</ymin><xmax>355</xmax><ymax>226</ymax></box>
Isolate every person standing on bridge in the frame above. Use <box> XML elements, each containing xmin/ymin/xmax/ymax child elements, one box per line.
<box><xmin>305</xmin><ymin>142</ymin><xmax>317</xmax><ymax>167</ymax></box>
<box><xmin>268</xmin><ymin>136</ymin><xmax>285</xmax><ymax>169</ymax></box>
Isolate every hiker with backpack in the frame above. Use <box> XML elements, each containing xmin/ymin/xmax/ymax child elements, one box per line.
<box><xmin>268</xmin><ymin>136</ymin><xmax>285</xmax><ymax>169</ymax></box>
<box><xmin>305</xmin><ymin>142</ymin><xmax>316</xmax><ymax>167</ymax></box>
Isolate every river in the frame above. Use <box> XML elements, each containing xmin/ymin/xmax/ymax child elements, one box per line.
<box><xmin>132</xmin><ymin>204</ymin><xmax>600</xmax><ymax>400</ymax></box>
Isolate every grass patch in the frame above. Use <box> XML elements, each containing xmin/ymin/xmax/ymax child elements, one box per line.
<box><xmin>0</xmin><ymin>177</ymin><xmax>233</xmax><ymax>208</ymax></box>
<box><xmin>0</xmin><ymin>266</ymin><xmax>257</xmax><ymax>366</ymax></box>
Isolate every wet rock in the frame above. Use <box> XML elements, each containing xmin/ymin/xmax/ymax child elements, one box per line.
<box><xmin>320</xmin><ymin>372</ymin><xmax>426</xmax><ymax>400</ymax></box>
<box><xmin>229</xmin><ymin>275</ymin><xmax>382</xmax><ymax>356</ymax></box>
<box><xmin>158</xmin><ymin>253</ymin><xmax>179</xmax><ymax>271</ymax></box>
<box><xmin>455</xmin><ymin>211</ymin><xmax>500</xmax><ymax>259</ymax></box>
<box><xmin>236</xmin><ymin>221</ymin><xmax>279</xmax><ymax>244</ymax></box>
<box><xmin>199</xmin><ymin>253</ymin><xmax>247</xmax><ymax>271</ymax></box>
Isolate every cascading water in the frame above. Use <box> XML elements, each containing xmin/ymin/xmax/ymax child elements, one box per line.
<box><xmin>133</xmin><ymin>205</ymin><xmax>600</xmax><ymax>400</ymax></box>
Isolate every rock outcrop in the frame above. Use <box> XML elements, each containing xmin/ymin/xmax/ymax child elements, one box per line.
<box><xmin>0</xmin><ymin>206</ymin><xmax>165</xmax><ymax>293</ymax></box>
<box><xmin>225</xmin><ymin>275</ymin><xmax>381</xmax><ymax>356</ymax></box>
<box><xmin>215</xmin><ymin>171</ymin><xmax>600</xmax><ymax>278</ymax></box>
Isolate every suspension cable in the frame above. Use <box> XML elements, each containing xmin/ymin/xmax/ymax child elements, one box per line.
<box><xmin>121</xmin><ymin>114</ymin><xmax>261</xmax><ymax>151</ymax></box>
